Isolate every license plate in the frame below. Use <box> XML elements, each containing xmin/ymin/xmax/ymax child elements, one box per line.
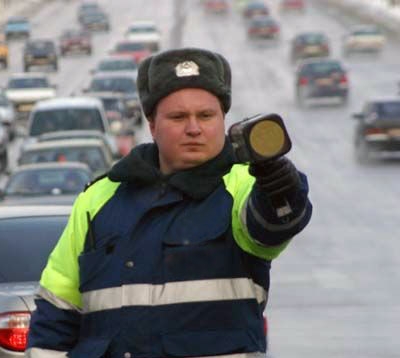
<box><xmin>388</xmin><ymin>128</ymin><xmax>400</xmax><ymax>137</ymax></box>
<box><xmin>305</xmin><ymin>46</ymin><xmax>321</xmax><ymax>54</ymax></box>
<box><xmin>18</xmin><ymin>104</ymin><xmax>34</xmax><ymax>112</ymax></box>
<box><xmin>315</xmin><ymin>78</ymin><xmax>332</xmax><ymax>86</ymax></box>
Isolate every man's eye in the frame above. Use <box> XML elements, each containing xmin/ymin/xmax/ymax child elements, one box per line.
<box><xmin>200</xmin><ymin>112</ymin><xmax>213</xmax><ymax>119</ymax></box>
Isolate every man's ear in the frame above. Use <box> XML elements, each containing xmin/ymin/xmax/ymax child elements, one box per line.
<box><xmin>148</xmin><ymin>118</ymin><xmax>156</xmax><ymax>139</ymax></box>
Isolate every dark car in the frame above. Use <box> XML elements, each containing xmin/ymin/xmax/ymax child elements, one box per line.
<box><xmin>352</xmin><ymin>98</ymin><xmax>400</xmax><ymax>163</ymax></box>
<box><xmin>0</xmin><ymin>205</ymin><xmax>71</xmax><ymax>354</ymax></box>
<box><xmin>290</xmin><ymin>32</ymin><xmax>330</xmax><ymax>63</ymax></box>
<box><xmin>295</xmin><ymin>58</ymin><xmax>349</xmax><ymax>107</ymax></box>
<box><xmin>85</xmin><ymin>72</ymin><xmax>142</xmax><ymax>123</ymax></box>
<box><xmin>0</xmin><ymin>162</ymin><xmax>92</xmax><ymax>203</ymax></box>
<box><xmin>80</xmin><ymin>11</ymin><xmax>110</xmax><ymax>32</ymax></box>
<box><xmin>242</xmin><ymin>1</ymin><xmax>270</xmax><ymax>18</ymax></box>
<box><xmin>247</xmin><ymin>16</ymin><xmax>280</xmax><ymax>40</ymax></box>
<box><xmin>91</xmin><ymin>55</ymin><xmax>138</xmax><ymax>74</ymax></box>
<box><xmin>77</xmin><ymin>1</ymin><xmax>103</xmax><ymax>22</ymax></box>
<box><xmin>59</xmin><ymin>29</ymin><xmax>92</xmax><ymax>56</ymax></box>
<box><xmin>4</xmin><ymin>16</ymin><xmax>30</xmax><ymax>40</ymax></box>
<box><xmin>23</xmin><ymin>39</ymin><xmax>58</xmax><ymax>72</ymax></box>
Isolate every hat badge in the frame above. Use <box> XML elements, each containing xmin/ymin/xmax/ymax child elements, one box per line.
<box><xmin>175</xmin><ymin>61</ymin><xmax>200</xmax><ymax>77</ymax></box>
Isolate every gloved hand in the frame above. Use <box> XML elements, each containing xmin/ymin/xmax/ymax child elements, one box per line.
<box><xmin>249</xmin><ymin>157</ymin><xmax>301</xmax><ymax>198</ymax></box>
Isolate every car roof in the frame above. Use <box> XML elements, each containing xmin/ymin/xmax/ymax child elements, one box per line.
<box><xmin>128</xmin><ymin>20</ymin><xmax>157</xmax><ymax>27</ymax></box>
<box><xmin>85</xmin><ymin>91</ymin><xmax>127</xmax><ymax>99</ymax></box>
<box><xmin>100</xmin><ymin>55</ymin><xmax>135</xmax><ymax>62</ymax></box>
<box><xmin>0</xmin><ymin>205</ymin><xmax>72</xmax><ymax>218</ymax></box>
<box><xmin>38</xmin><ymin>129</ymin><xmax>105</xmax><ymax>140</ymax></box>
<box><xmin>23</xmin><ymin>138</ymin><xmax>105</xmax><ymax>150</ymax></box>
<box><xmin>11</xmin><ymin>161</ymin><xmax>91</xmax><ymax>173</ymax></box>
<box><xmin>299</xmin><ymin>57</ymin><xmax>342</xmax><ymax>65</ymax></box>
<box><xmin>365</xmin><ymin>96</ymin><xmax>400</xmax><ymax>104</ymax></box>
<box><xmin>33</xmin><ymin>96</ymin><xmax>103</xmax><ymax>110</ymax></box>
<box><xmin>7</xmin><ymin>16</ymin><xmax>28</xmax><ymax>22</ymax></box>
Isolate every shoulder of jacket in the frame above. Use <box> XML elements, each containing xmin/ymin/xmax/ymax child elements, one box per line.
<box><xmin>84</xmin><ymin>173</ymin><xmax>109</xmax><ymax>192</ymax></box>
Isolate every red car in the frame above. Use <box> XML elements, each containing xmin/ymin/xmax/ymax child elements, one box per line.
<box><xmin>247</xmin><ymin>16</ymin><xmax>280</xmax><ymax>39</ymax></box>
<box><xmin>280</xmin><ymin>0</ymin><xmax>306</xmax><ymax>11</ymax></box>
<box><xmin>59</xmin><ymin>29</ymin><xmax>92</xmax><ymax>56</ymax></box>
<box><xmin>112</xmin><ymin>41</ymin><xmax>151</xmax><ymax>63</ymax></box>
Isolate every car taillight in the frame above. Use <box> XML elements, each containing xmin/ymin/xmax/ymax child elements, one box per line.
<box><xmin>271</xmin><ymin>26</ymin><xmax>279</xmax><ymax>33</ymax></box>
<box><xmin>0</xmin><ymin>312</ymin><xmax>31</xmax><ymax>352</ymax></box>
<box><xmin>299</xmin><ymin>77</ymin><xmax>308</xmax><ymax>85</ymax></box>
<box><xmin>365</xmin><ymin>128</ymin><xmax>384</xmax><ymax>135</ymax></box>
<box><xmin>339</xmin><ymin>74</ymin><xmax>348</xmax><ymax>84</ymax></box>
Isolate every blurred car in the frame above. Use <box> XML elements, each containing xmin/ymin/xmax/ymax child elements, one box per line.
<box><xmin>279</xmin><ymin>0</ymin><xmax>306</xmax><ymax>12</ymax></box>
<box><xmin>0</xmin><ymin>90</ymin><xmax>16</xmax><ymax>140</ymax></box>
<box><xmin>295</xmin><ymin>58</ymin><xmax>349</xmax><ymax>106</ymax></box>
<box><xmin>203</xmin><ymin>0</ymin><xmax>230</xmax><ymax>14</ymax></box>
<box><xmin>247</xmin><ymin>16</ymin><xmax>280</xmax><ymax>40</ymax></box>
<box><xmin>0</xmin><ymin>34</ymin><xmax>8</xmax><ymax>69</ymax></box>
<box><xmin>342</xmin><ymin>25</ymin><xmax>386</xmax><ymax>56</ymax></box>
<box><xmin>23</xmin><ymin>39</ymin><xmax>58</xmax><ymax>72</ymax></box>
<box><xmin>290</xmin><ymin>32</ymin><xmax>330</xmax><ymax>63</ymax></box>
<box><xmin>0</xmin><ymin>205</ymin><xmax>70</xmax><ymax>354</ymax></box>
<box><xmin>25</xmin><ymin>97</ymin><xmax>119</xmax><ymax>158</ymax></box>
<box><xmin>91</xmin><ymin>55</ymin><xmax>138</xmax><ymax>74</ymax></box>
<box><xmin>84</xmin><ymin>72</ymin><xmax>142</xmax><ymax>123</ymax></box>
<box><xmin>80</xmin><ymin>10</ymin><xmax>110</xmax><ymax>32</ymax></box>
<box><xmin>124</xmin><ymin>21</ymin><xmax>161</xmax><ymax>52</ymax></box>
<box><xmin>77</xmin><ymin>1</ymin><xmax>103</xmax><ymax>22</ymax></box>
<box><xmin>18</xmin><ymin>138</ymin><xmax>114</xmax><ymax>177</ymax></box>
<box><xmin>111</xmin><ymin>40</ymin><xmax>152</xmax><ymax>63</ymax></box>
<box><xmin>0</xmin><ymin>162</ymin><xmax>92</xmax><ymax>203</ymax></box>
<box><xmin>59</xmin><ymin>29</ymin><xmax>92</xmax><ymax>56</ymax></box>
<box><xmin>352</xmin><ymin>97</ymin><xmax>400</xmax><ymax>162</ymax></box>
<box><xmin>242</xmin><ymin>1</ymin><xmax>270</xmax><ymax>18</ymax></box>
<box><xmin>4</xmin><ymin>16</ymin><xmax>30</xmax><ymax>40</ymax></box>
<box><xmin>0</xmin><ymin>125</ymin><xmax>8</xmax><ymax>172</ymax></box>
<box><xmin>5</xmin><ymin>73</ymin><xmax>57</xmax><ymax>116</ymax></box>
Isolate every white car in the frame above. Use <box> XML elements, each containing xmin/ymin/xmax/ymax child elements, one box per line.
<box><xmin>5</xmin><ymin>73</ymin><xmax>56</xmax><ymax>116</ymax></box>
<box><xmin>342</xmin><ymin>25</ymin><xmax>386</xmax><ymax>56</ymax></box>
<box><xmin>25</xmin><ymin>96</ymin><xmax>119</xmax><ymax>158</ymax></box>
<box><xmin>124</xmin><ymin>20</ymin><xmax>161</xmax><ymax>52</ymax></box>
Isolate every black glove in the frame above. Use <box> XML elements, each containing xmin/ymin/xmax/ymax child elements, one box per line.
<box><xmin>249</xmin><ymin>157</ymin><xmax>301</xmax><ymax>198</ymax></box>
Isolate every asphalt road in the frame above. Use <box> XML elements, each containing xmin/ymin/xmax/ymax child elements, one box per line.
<box><xmin>1</xmin><ymin>0</ymin><xmax>400</xmax><ymax>357</ymax></box>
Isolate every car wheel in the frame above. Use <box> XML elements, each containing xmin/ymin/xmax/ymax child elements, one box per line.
<box><xmin>24</xmin><ymin>64</ymin><xmax>30</xmax><ymax>72</ymax></box>
<box><xmin>53</xmin><ymin>62</ymin><xmax>58</xmax><ymax>71</ymax></box>
<box><xmin>0</xmin><ymin>151</ymin><xmax>8</xmax><ymax>173</ymax></box>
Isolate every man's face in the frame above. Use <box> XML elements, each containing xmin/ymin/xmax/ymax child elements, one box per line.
<box><xmin>149</xmin><ymin>88</ymin><xmax>226</xmax><ymax>174</ymax></box>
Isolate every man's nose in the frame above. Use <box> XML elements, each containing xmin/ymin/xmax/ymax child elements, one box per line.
<box><xmin>185</xmin><ymin>117</ymin><xmax>201</xmax><ymax>135</ymax></box>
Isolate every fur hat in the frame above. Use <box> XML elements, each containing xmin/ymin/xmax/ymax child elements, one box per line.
<box><xmin>137</xmin><ymin>47</ymin><xmax>232</xmax><ymax>117</ymax></box>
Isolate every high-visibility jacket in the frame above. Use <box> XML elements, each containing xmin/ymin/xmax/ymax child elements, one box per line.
<box><xmin>26</xmin><ymin>143</ymin><xmax>312</xmax><ymax>358</ymax></box>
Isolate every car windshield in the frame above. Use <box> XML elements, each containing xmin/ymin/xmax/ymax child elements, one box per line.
<box><xmin>353</xmin><ymin>29</ymin><xmax>381</xmax><ymax>36</ymax></box>
<box><xmin>27</xmin><ymin>41</ymin><xmax>54</xmax><ymax>50</ymax></box>
<box><xmin>5</xmin><ymin>168</ymin><xmax>91</xmax><ymax>196</ymax></box>
<box><xmin>98</xmin><ymin>59</ymin><xmax>137</xmax><ymax>71</ymax></box>
<box><xmin>375</xmin><ymin>102</ymin><xmax>400</xmax><ymax>117</ymax></box>
<box><xmin>7</xmin><ymin>18</ymin><xmax>28</xmax><ymax>25</ymax></box>
<box><xmin>8</xmin><ymin>77</ymin><xmax>49</xmax><ymax>89</ymax></box>
<box><xmin>115</xmin><ymin>42</ymin><xmax>146</xmax><ymax>51</ymax></box>
<box><xmin>90</xmin><ymin>77</ymin><xmax>136</xmax><ymax>93</ymax></box>
<box><xmin>304</xmin><ymin>61</ymin><xmax>342</xmax><ymax>74</ymax></box>
<box><xmin>20</xmin><ymin>146</ymin><xmax>108</xmax><ymax>172</ymax></box>
<box><xmin>30</xmin><ymin>108</ymin><xmax>105</xmax><ymax>135</ymax></box>
<box><xmin>128</xmin><ymin>26</ymin><xmax>156</xmax><ymax>34</ymax></box>
<box><xmin>0</xmin><ymin>215</ymin><xmax>68</xmax><ymax>283</ymax></box>
<box><xmin>299</xmin><ymin>34</ymin><xmax>326</xmax><ymax>44</ymax></box>
<box><xmin>101</xmin><ymin>98</ymin><xmax>124</xmax><ymax>112</ymax></box>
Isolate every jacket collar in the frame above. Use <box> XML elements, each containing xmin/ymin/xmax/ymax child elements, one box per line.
<box><xmin>108</xmin><ymin>139</ymin><xmax>235</xmax><ymax>200</ymax></box>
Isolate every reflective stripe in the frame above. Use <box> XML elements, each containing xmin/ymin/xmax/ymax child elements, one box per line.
<box><xmin>82</xmin><ymin>278</ymin><xmax>267</xmax><ymax>313</ymax></box>
<box><xmin>247</xmin><ymin>196</ymin><xmax>307</xmax><ymax>232</ymax></box>
<box><xmin>25</xmin><ymin>348</ymin><xmax>68</xmax><ymax>358</ymax></box>
<box><xmin>37</xmin><ymin>285</ymin><xmax>81</xmax><ymax>312</ymax></box>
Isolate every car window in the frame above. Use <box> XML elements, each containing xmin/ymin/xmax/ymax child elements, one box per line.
<box><xmin>98</xmin><ymin>59</ymin><xmax>137</xmax><ymax>71</ymax></box>
<box><xmin>20</xmin><ymin>146</ymin><xmax>108</xmax><ymax>172</ymax></box>
<box><xmin>375</xmin><ymin>102</ymin><xmax>400</xmax><ymax>117</ymax></box>
<box><xmin>127</xmin><ymin>26</ymin><xmax>156</xmax><ymax>34</ymax></box>
<box><xmin>115</xmin><ymin>42</ymin><xmax>146</xmax><ymax>52</ymax></box>
<box><xmin>0</xmin><ymin>216</ymin><xmax>68</xmax><ymax>283</ymax></box>
<box><xmin>352</xmin><ymin>29</ymin><xmax>381</xmax><ymax>36</ymax></box>
<box><xmin>90</xmin><ymin>77</ymin><xmax>136</xmax><ymax>93</ymax></box>
<box><xmin>30</xmin><ymin>108</ymin><xmax>105</xmax><ymax>136</ymax></box>
<box><xmin>5</xmin><ymin>168</ymin><xmax>91</xmax><ymax>195</ymax></box>
<box><xmin>27</xmin><ymin>41</ymin><xmax>54</xmax><ymax>50</ymax></box>
<box><xmin>8</xmin><ymin>77</ymin><xmax>49</xmax><ymax>89</ymax></box>
<box><xmin>303</xmin><ymin>61</ymin><xmax>342</xmax><ymax>74</ymax></box>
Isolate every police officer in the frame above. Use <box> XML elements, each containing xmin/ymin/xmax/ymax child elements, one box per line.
<box><xmin>26</xmin><ymin>48</ymin><xmax>312</xmax><ymax>358</ymax></box>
